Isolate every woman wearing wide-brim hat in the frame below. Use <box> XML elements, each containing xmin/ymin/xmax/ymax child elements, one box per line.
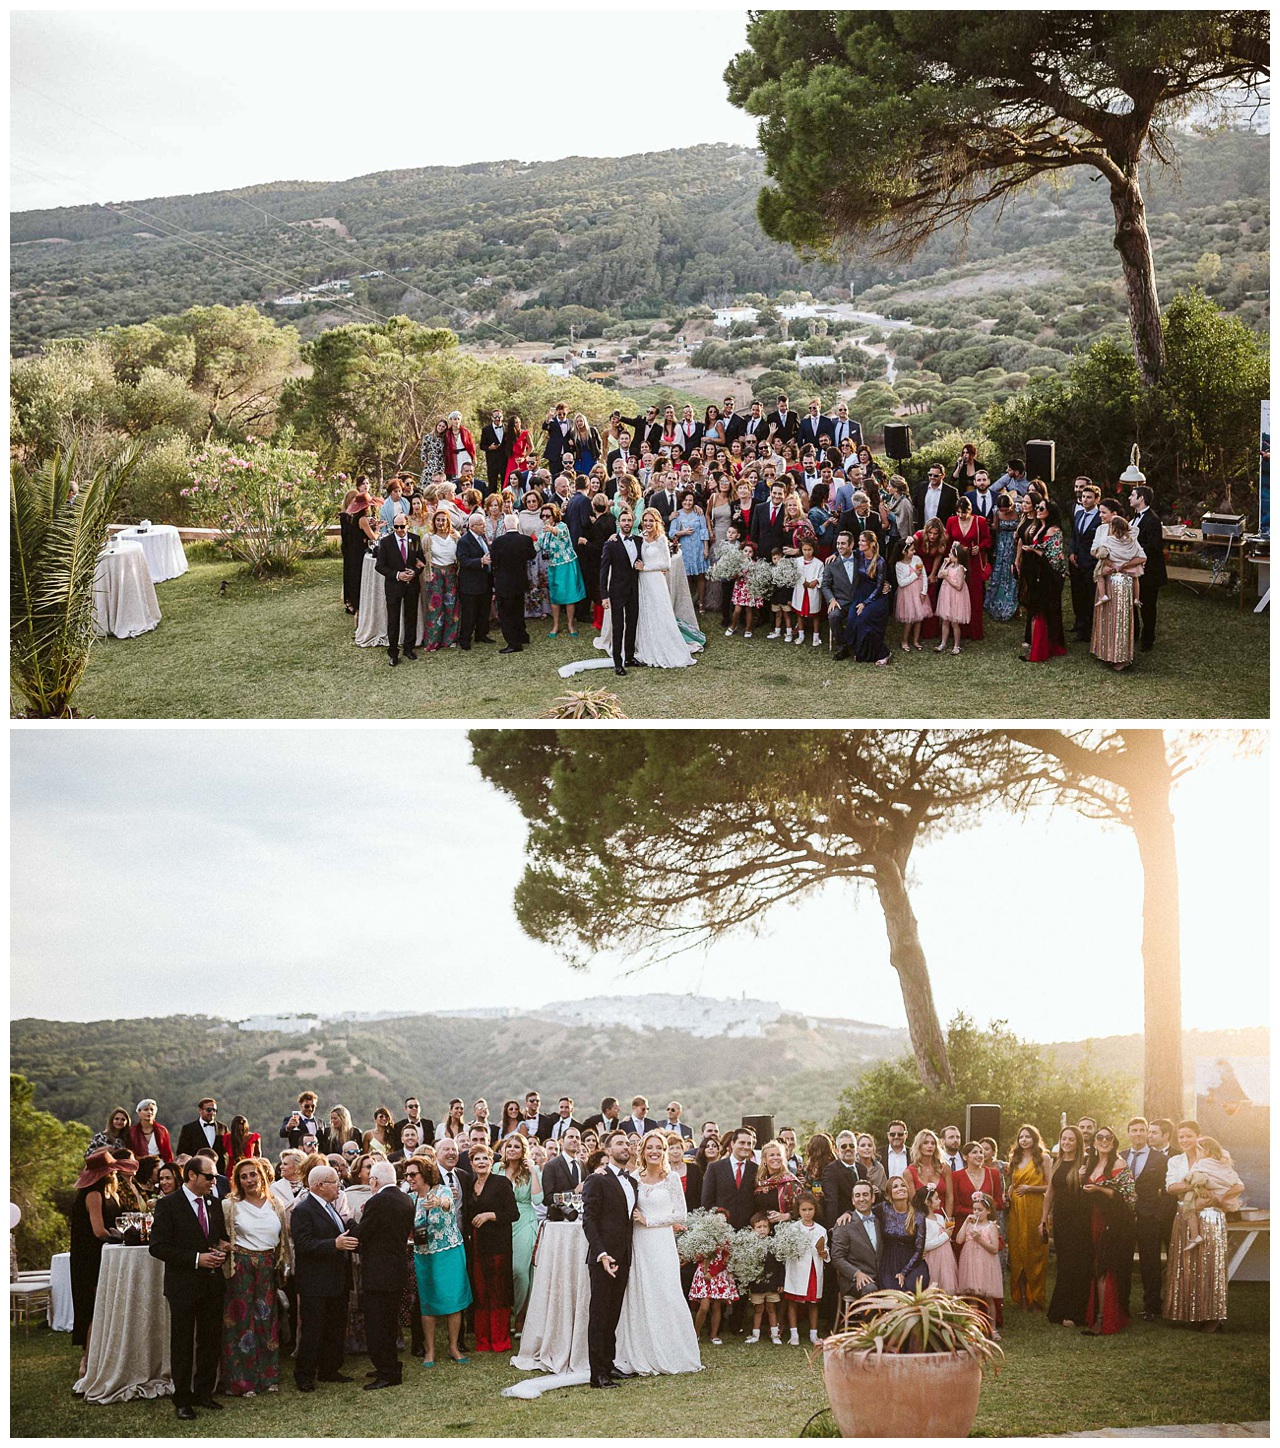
<box><xmin>70</xmin><ymin>1146</ymin><xmax>139</xmax><ymax>1374</ymax></box>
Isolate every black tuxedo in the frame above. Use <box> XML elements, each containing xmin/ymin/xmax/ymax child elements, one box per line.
<box><xmin>391</xmin><ymin>1116</ymin><xmax>436</xmax><ymax>1151</ymax></box>
<box><xmin>519</xmin><ymin>1112</ymin><xmax>559</xmax><ymax>1141</ymax></box>
<box><xmin>912</xmin><ymin>482</ymin><xmax>959</xmax><ymax>527</ymax></box>
<box><xmin>581</xmin><ymin>1113</ymin><xmax>623</xmax><ymax>1138</ymax></box>
<box><xmin>619</xmin><ymin>414</ymin><xmax>652</xmax><ymax>459</ymax></box>
<box><xmin>542</xmin><ymin>1152</ymin><xmax>587</xmax><ymax>1219</ymax></box>
<box><xmin>479</xmin><ymin>423</ymin><xmax>513</xmax><ymax>489</ymax></box>
<box><xmin>457</xmin><ymin>529</ymin><xmax>494</xmax><ymax>648</ymax></box>
<box><xmin>1123</xmin><ymin>1145</ymin><xmax>1168</xmax><ymax>1316</ymax></box>
<box><xmin>820</xmin><ymin>1160</ymin><xmax>860</xmax><ymax>1231</ymax></box>
<box><xmin>290</xmin><ymin>1192</ymin><xmax>356</xmax><ymax>1387</ymax></box>
<box><xmin>723</xmin><ymin>410</ymin><xmax>746</xmax><ymax>445</ymax></box>
<box><xmin>358</xmin><ymin>1183</ymin><xmax>415</xmax><ymax>1383</ymax></box>
<box><xmin>176</xmin><ymin>1118</ymin><xmax>229</xmax><ymax>1174</ymax></box>
<box><xmin>1069</xmin><ymin>505</ymin><xmax>1104</xmax><ymax>635</ymax></box>
<box><xmin>582</xmin><ymin>1166</ymin><xmax>636</xmax><ymax>1382</ymax></box>
<box><xmin>148</xmin><ymin>1189</ymin><xmax>227</xmax><ymax>1408</ymax></box>
<box><xmin>541</xmin><ymin>417</ymin><xmax>573</xmax><ymax>472</ymax></box>
<box><xmin>700</xmin><ymin>1155</ymin><xmax>758</xmax><ymax>1230</ymax></box>
<box><xmin>741</xmin><ymin>414</ymin><xmax>769</xmax><ymax>445</ymax></box>
<box><xmin>1132</xmin><ymin>509</ymin><xmax>1166</xmax><ymax>649</ymax></box>
<box><xmin>375</xmin><ymin>530</ymin><xmax>426</xmax><ymax>661</ymax></box>
<box><xmin>600</xmin><ymin>534</ymin><xmax>641</xmax><ymax>669</ymax></box>
<box><xmin>490</xmin><ymin>530</ymin><xmax>536</xmax><ymax>650</ymax></box>
<box><xmin>278</xmin><ymin>1113</ymin><xmax>323</xmax><ymax>1149</ymax></box>
<box><xmin>767</xmin><ymin>408</ymin><xmax>800</xmax><ymax>445</ymax></box>
<box><xmin>799</xmin><ymin>414</ymin><xmax>833</xmax><ymax>451</ymax></box>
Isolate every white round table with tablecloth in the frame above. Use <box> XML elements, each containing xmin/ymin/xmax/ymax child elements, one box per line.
<box><xmin>72</xmin><ymin>1244</ymin><xmax>172</xmax><ymax>1405</ymax></box>
<box><xmin>506</xmin><ymin>1219</ymin><xmax>592</xmax><ymax>1395</ymax></box>
<box><xmin>49</xmin><ymin>1251</ymin><xmax>74</xmax><ymax>1331</ymax></box>
<box><xmin>354</xmin><ymin>551</ymin><xmax>388</xmax><ymax>647</ymax></box>
<box><xmin>93</xmin><ymin>542</ymin><xmax>161</xmax><ymax>640</ymax></box>
<box><xmin>112</xmin><ymin>525</ymin><xmax>189</xmax><ymax>582</ymax></box>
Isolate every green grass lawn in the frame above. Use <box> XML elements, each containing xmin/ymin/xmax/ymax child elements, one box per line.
<box><xmin>8</xmin><ymin>1280</ymin><xmax>1269</xmax><ymax>1438</ymax></box>
<box><xmin>61</xmin><ymin>558</ymin><xmax>1269</xmax><ymax>720</ymax></box>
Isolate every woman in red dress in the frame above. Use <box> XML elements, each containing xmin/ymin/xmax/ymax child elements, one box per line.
<box><xmin>503</xmin><ymin>415</ymin><xmax>531</xmax><ymax>487</ymax></box>
<box><xmin>1082</xmin><ymin>1126</ymin><xmax>1137</xmax><ymax>1336</ymax></box>
<box><xmin>950</xmin><ymin>1140</ymin><xmax>1004</xmax><ymax>1250</ymax></box>
<box><xmin>904</xmin><ymin>1128</ymin><xmax>954</xmax><ymax>1217</ymax></box>
<box><xmin>221</xmin><ymin>1115</ymin><xmax>262</xmax><ymax>1170</ymax></box>
<box><xmin>945</xmin><ymin>496</ymin><xmax>992</xmax><ymax>639</ymax></box>
<box><xmin>914</xmin><ymin>519</ymin><xmax>949</xmax><ymax>640</ymax></box>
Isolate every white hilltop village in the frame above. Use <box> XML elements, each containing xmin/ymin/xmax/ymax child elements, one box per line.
<box><xmin>231</xmin><ymin>994</ymin><xmax>899</xmax><ymax>1041</ymax></box>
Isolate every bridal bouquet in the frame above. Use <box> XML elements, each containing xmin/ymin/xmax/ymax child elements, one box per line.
<box><xmin>676</xmin><ymin>1208</ymin><xmax>732</xmax><ymax>1264</ymax></box>
<box><xmin>709</xmin><ymin>543</ymin><xmax>748</xmax><ymax>582</ymax></box>
<box><xmin>769</xmin><ymin>1219</ymin><xmax>813</xmax><ymax>1264</ymax></box>
<box><xmin>770</xmin><ymin>557</ymin><xmax>801</xmax><ymax>591</ymax></box>
<box><xmin>727</xmin><ymin>1226</ymin><xmax>769</xmax><ymax>1286</ymax></box>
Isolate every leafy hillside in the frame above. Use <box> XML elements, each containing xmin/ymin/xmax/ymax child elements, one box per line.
<box><xmin>10</xmin><ymin>130</ymin><xmax>1268</xmax><ymax>355</ymax></box>
<box><xmin>9</xmin><ymin>1007</ymin><xmax>913</xmax><ymax>1139</ymax></box>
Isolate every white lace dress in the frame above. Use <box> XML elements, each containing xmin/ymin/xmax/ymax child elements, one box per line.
<box><xmin>633</xmin><ymin>538</ymin><xmax>698</xmax><ymax>668</ymax></box>
<box><xmin>614</xmin><ymin>1173</ymin><xmax>703</xmax><ymax>1376</ymax></box>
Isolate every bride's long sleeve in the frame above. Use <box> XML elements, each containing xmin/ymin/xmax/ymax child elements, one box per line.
<box><xmin>642</xmin><ymin>1173</ymin><xmax>688</xmax><ymax>1229</ymax></box>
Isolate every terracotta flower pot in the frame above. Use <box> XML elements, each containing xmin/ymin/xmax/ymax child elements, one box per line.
<box><xmin>822</xmin><ymin>1345</ymin><xmax>983</xmax><ymax>1438</ymax></box>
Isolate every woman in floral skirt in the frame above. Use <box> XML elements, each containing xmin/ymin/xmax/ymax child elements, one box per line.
<box><xmin>420</xmin><ymin>509</ymin><xmax>460</xmax><ymax>651</ymax></box>
<box><xmin>220</xmin><ymin>1158</ymin><xmax>291</xmax><ymax>1396</ymax></box>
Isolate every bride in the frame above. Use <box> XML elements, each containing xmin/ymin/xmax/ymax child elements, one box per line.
<box><xmin>589</xmin><ymin>508</ymin><xmax>699</xmax><ymax>670</ymax></box>
<box><xmin>614</xmin><ymin>1130</ymin><xmax>703</xmax><ymax>1376</ymax></box>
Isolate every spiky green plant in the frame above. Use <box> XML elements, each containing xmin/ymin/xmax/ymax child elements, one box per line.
<box><xmin>542</xmin><ymin>686</ymin><xmax>628</xmax><ymax>720</ymax></box>
<box><xmin>11</xmin><ymin>444</ymin><xmax>140</xmax><ymax>717</ymax></box>
<box><xmin>821</xmin><ymin>1286</ymin><xmax>1004</xmax><ymax>1373</ymax></box>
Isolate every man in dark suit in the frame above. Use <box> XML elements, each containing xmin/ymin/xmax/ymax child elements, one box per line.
<box><xmin>766</xmin><ymin>393</ymin><xmax>800</xmax><ymax>446</ymax></box>
<box><xmin>479</xmin><ymin>409</ymin><xmax>513</xmax><ymax>492</ymax></box>
<box><xmin>701</xmin><ymin>1127</ymin><xmax>759</xmax><ymax>1229</ymax></box>
<box><xmin>191</xmin><ymin>1148</ymin><xmax>231</xmax><ymax>1203</ymax></box>
<box><xmin>740</xmin><ymin>400</ymin><xmax>769</xmax><ymax>446</ymax></box>
<box><xmin>1129</xmin><ymin>484</ymin><xmax>1166</xmax><ymax>651</ymax></box>
<box><xmin>581</xmin><ymin>1130</ymin><xmax>638</xmax><ymax>1388</ymax></box>
<box><xmin>541</xmin><ymin>403</ymin><xmax>573</xmax><ymax>473</ymax></box>
<box><xmin>964</xmin><ymin>469</ymin><xmax>999</xmax><ymax>524</ymax></box>
<box><xmin>375</xmin><ymin>514</ymin><xmax>425</xmax><ymax>667</ymax></box>
<box><xmin>582</xmin><ymin>1098</ymin><xmax>623</xmax><ymax>1138</ymax></box>
<box><xmin>721</xmin><ymin>395</ymin><xmax>743</xmax><ymax>445</ymax></box>
<box><xmin>490</xmin><ymin>516</ymin><xmax>536</xmax><ymax>654</ymax></box>
<box><xmin>1069</xmin><ymin>480</ymin><xmax>1103</xmax><ymax>640</ymax></box>
<box><xmin>278</xmin><ymin>1091</ymin><xmax>322</xmax><ymax>1150</ymax></box>
<box><xmin>798</xmin><ymin>398</ymin><xmax>833</xmax><ymax>452</ymax></box>
<box><xmin>663</xmin><ymin>1101</ymin><xmax>694</xmax><ymax>1142</ymax></box>
<box><xmin>456</xmin><ymin>513</ymin><xmax>495</xmax><ymax>650</ymax></box>
<box><xmin>520</xmin><ymin>1091</ymin><xmax>558</xmax><ymax>1142</ymax></box>
<box><xmin>646</xmin><ymin>471</ymin><xmax>679</xmax><ymax>524</ymax></box>
<box><xmin>545</xmin><ymin>1097</ymin><xmax>584</xmax><ymax>1142</ymax></box>
<box><xmin>750</xmin><ymin>482</ymin><xmax>788</xmax><ymax>557</ymax></box>
<box><xmin>291</xmin><ymin>1164</ymin><xmax>360</xmax><ymax>1391</ymax></box>
<box><xmin>912</xmin><ymin>464</ymin><xmax>958</xmax><ymax>529</ymax></box>
<box><xmin>600</xmin><ymin>522</ymin><xmax>642</xmax><ymax>676</ymax></box>
<box><xmin>829</xmin><ymin>402</ymin><xmax>863</xmax><ymax>450</ymax></box>
<box><xmin>820</xmin><ymin>1133</ymin><xmax>862</xmax><ymax>1231</ymax></box>
<box><xmin>620</xmin><ymin>407</ymin><xmax>658</xmax><ymax>459</ymax></box>
<box><xmin>1148</xmin><ymin>1118</ymin><xmax>1179</xmax><ymax>1248</ymax></box>
<box><xmin>821</xmin><ymin>532</ymin><xmax>860</xmax><ymax>653</ymax></box>
<box><xmin>176</xmin><ymin>1098</ymin><xmax>229</xmax><ymax>1175</ymax></box>
<box><xmin>676</xmin><ymin>405</ymin><xmax>703</xmax><ymax>456</ymax></box>
<box><xmin>358</xmin><ymin>1160</ymin><xmax>416</xmax><ymax>1388</ymax></box>
<box><xmin>148</xmin><ymin>1157</ymin><xmax>229</xmax><ymax>1419</ymax></box>
<box><xmin>543</xmin><ymin>1126</ymin><xmax>587</xmax><ymax>1219</ymax></box>
<box><xmin>1123</xmin><ymin>1116</ymin><xmax>1168</xmax><ymax>1320</ymax></box>
<box><xmin>620</xmin><ymin>1097</ymin><xmax>660</xmax><ymax>1137</ymax></box>
<box><xmin>830</xmin><ymin>1181</ymin><xmax>883</xmax><ymax>1308</ymax></box>
<box><xmin>392</xmin><ymin>1097</ymin><xmax>436</xmax><ymax>1154</ymax></box>
<box><xmin>836</xmin><ymin>493</ymin><xmax>886</xmax><ymax>553</ymax></box>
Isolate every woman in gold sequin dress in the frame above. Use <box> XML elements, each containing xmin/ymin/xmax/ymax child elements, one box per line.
<box><xmin>1163</xmin><ymin>1123</ymin><xmax>1244</xmax><ymax>1332</ymax></box>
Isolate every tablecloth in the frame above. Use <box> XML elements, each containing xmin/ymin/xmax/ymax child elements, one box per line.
<box><xmin>354</xmin><ymin>552</ymin><xmax>388</xmax><ymax>647</ymax></box>
<box><xmin>93</xmin><ymin>543</ymin><xmax>162</xmax><ymax>640</ymax></box>
<box><xmin>72</xmin><ymin>1245</ymin><xmax>172</xmax><ymax>1405</ymax></box>
<box><xmin>50</xmin><ymin>1252</ymin><xmax>73</xmax><ymax>1331</ymax></box>
<box><xmin>509</xmin><ymin>1220</ymin><xmax>591</xmax><ymax>1379</ymax></box>
<box><xmin>113</xmin><ymin>525</ymin><xmax>189</xmax><ymax>583</ymax></box>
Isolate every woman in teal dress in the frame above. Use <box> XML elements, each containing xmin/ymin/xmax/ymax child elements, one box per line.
<box><xmin>985</xmin><ymin>494</ymin><xmax>1021</xmax><ymax>622</ymax></box>
<box><xmin>536</xmin><ymin>502</ymin><xmax>586</xmax><ymax>638</ymax></box>
<box><xmin>406</xmin><ymin>1157</ymin><xmax>471</xmax><ymax>1366</ymax></box>
<box><xmin>495</xmin><ymin>1133</ymin><xmax>543</xmax><ymax>1327</ymax></box>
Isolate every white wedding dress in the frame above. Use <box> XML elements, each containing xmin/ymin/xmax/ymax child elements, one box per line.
<box><xmin>614</xmin><ymin>1173</ymin><xmax>703</xmax><ymax>1376</ymax></box>
<box><xmin>570</xmin><ymin>538</ymin><xmax>700</xmax><ymax>677</ymax></box>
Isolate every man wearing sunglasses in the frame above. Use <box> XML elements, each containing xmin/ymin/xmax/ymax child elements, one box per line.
<box><xmin>374</xmin><ymin>515</ymin><xmax>426</xmax><ymax>667</ymax></box>
<box><xmin>175</xmin><ymin>1098</ymin><xmax>229</xmax><ymax>1175</ymax></box>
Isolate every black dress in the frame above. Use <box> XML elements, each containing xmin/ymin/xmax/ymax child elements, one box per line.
<box><xmin>69</xmin><ymin>1183</ymin><xmax>121</xmax><ymax>1345</ymax></box>
<box><xmin>1047</xmin><ymin>1162</ymin><xmax>1092</xmax><ymax>1324</ymax></box>
<box><xmin>582</xmin><ymin>513</ymin><xmax>617</xmax><ymax>609</ymax></box>
<box><xmin>340</xmin><ymin>508</ymin><xmax>367</xmax><ymax>612</ymax></box>
<box><xmin>462</xmin><ymin>1174</ymin><xmax>519</xmax><ymax>1311</ymax></box>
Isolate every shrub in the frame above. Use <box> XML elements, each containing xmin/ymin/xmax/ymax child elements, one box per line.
<box><xmin>117</xmin><ymin>433</ymin><xmax>196</xmax><ymax>525</ymax></box>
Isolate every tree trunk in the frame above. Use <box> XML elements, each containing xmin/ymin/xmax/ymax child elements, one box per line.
<box><xmin>1109</xmin><ymin>169</ymin><xmax>1165</xmax><ymax>387</ymax></box>
<box><xmin>1121</xmin><ymin>732</ymin><xmax>1183</xmax><ymax>1119</ymax></box>
<box><xmin>872</xmin><ymin>855</ymin><xmax>954</xmax><ymax>1089</ymax></box>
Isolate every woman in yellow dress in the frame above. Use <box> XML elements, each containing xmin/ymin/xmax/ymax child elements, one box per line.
<box><xmin>1005</xmin><ymin>1124</ymin><xmax>1051</xmax><ymax>1309</ymax></box>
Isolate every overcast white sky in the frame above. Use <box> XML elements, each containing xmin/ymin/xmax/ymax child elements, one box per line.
<box><xmin>10</xmin><ymin>729</ymin><xmax>1269</xmax><ymax>1044</ymax></box>
<box><xmin>11</xmin><ymin>8</ymin><xmax>760</xmax><ymax>211</ymax></box>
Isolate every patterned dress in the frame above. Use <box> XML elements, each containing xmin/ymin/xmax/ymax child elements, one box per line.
<box><xmin>1084</xmin><ymin>1162</ymin><xmax>1137</xmax><ymax>1334</ymax></box>
<box><xmin>220</xmin><ymin>1198</ymin><xmax>286</xmax><ymax>1396</ymax></box>
<box><xmin>689</xmin><ymin>1245</ymin><xmax>738</xmax><ymax>1301</ymax></box>
<box><xmin>985</xmin><ymin>516</ymin><xmax>1020</xmax><ymax>621</ymax></box>
<box><xmin>669</xmin><ymin>508</ymin><xmax>711</xmax><ymax>576</ymax></box>
<box><xmin>420</xmin><ymin>432</ymin><xmax>446</xmax><ymax>487</ymax></box>
<box><xmin>875</xmin><ymin>1203</ymin><xmax>928</xmax><ymax>1291</ymax></box>
<box><xmin>413</xmin><ymin>1194</ymin><xmax>472</xmax><ymax>1318</ymax></box>
<box><xmin>538</xmin><ymin>523</ymin><xmax>586</xmax><ymax>607</ymax></box>
<box><xmin>420</xmin><ymin>535</ymin><xmax>460</xmax><ymax>650</ymax></box>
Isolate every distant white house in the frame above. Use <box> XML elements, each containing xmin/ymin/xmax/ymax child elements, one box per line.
<box><xmin>237</xmin><ymin>1014</ymin><xmax>319</xmax><ymax>1034</ymax></box>
<box><xmin>272</xmin><ymin>294</ymin><xmax>305</xmax><ymax>306</ymax></box>
<box><xmin>307</xmin><ymin>279</ymin><xmax>350</xmax><ymax>294</ymax></box>
<box><xmin>544</xmin><ymin>363</ymin><xmax>570</xmax><ymax>378</ymax></box>
<box><xmin>797</xmin><ymin>354</ymin><xmax>838</xmax><ymax>370</ymax></box>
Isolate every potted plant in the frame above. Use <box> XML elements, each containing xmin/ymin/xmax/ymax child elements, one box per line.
<box><xmin>820</xmin><ymin>1287</ymin><xmax>1002</xmax><ymax>1438</ymax></box>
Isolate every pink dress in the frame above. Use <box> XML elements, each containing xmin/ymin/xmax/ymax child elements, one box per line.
<box><xmin>957</xmin><ymin>1220</ymin><xmax>1003</xmax><ymax>1297</ymax></box>
<box><xmin>894</xmin><ymin>559</ymin><xmax>933</xmax><ymax>623</ymax></box>
<box><xmin>923</xmin><ymin>1214</ymin><xmax>958</xmax><ymax>1293</ymax></box>
<box><xmin>934</xmin><ymin>562</ymin><xmax>972</xmax><ymax>625</ymax></box>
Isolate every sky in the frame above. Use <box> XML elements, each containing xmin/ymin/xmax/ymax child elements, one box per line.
<box><xmin>11</xmin><ymin>8</ymin><xmax>761</xmax><ymax>211</ymax></box>
<box><xmin>10</xmin><ymin>728</ymin><xmax>1270</xmax><ymax>1044</ymax></box>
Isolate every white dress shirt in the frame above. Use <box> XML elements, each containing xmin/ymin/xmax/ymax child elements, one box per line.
<box><xmin>923</xmin><ymin>484</ymin><xmax>943</xmax><ymax>523</ymax></box>
<box><xmin>886</xmin><ymin>1149</ymin><xmax>909</xmax><ymax>1178</ymax></box>
<box><xmin>856</xmin><ymin>1210</ymin><xmax>878</xmax><ymax>1251</ymax></box>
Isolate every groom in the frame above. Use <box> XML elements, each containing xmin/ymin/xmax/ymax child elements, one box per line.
<box><xmin>599</xmin><ymin>509</ymin><xmax>642</xmax><ymax>677</ymax></box>
<box><xmin>581</xmin><ymin>1130</ymin><xmax>640</xmax><ymax>1389</ymax></box>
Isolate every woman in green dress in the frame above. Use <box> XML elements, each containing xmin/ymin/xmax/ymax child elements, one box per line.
<box><xmin>405</xmin><ymin>1156</ymin><xmax>471</xmax><ymax>1366</ymax></box>
<box><xmin>536</xmin><ymin>502</ymin><xmax>586</xmax><ymax>638</ymax></box>
<box><xmin>495</xmin><ymin>1133</ymin><xmax>543</xmax><ymax>1327</ymax></box>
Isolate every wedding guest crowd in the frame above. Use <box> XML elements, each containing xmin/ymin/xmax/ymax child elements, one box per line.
<box><xmin>338</xmin><ymin>397</ymin><xmax>1170</xmax><ymax>673</ymax></box>
<box><xmin>63</xmin><ymin>1093</ymin><xmax>1242</xmax><ymax>1417</ymax></box>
